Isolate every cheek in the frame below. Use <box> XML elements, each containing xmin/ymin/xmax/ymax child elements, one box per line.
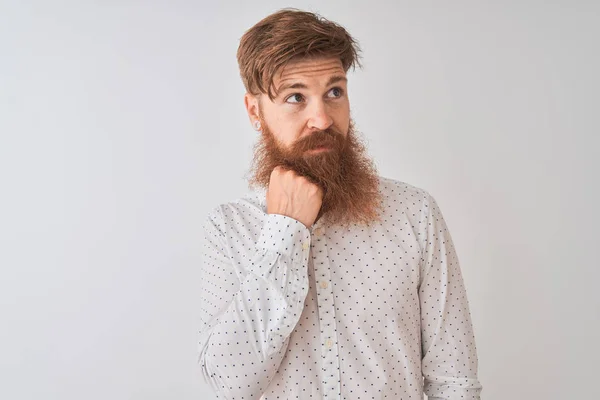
<box><xmin>273</xmin><ymin>117</ymin><xmax>303</xmax><ymax>146</ymax></box>
<box><xmin>333</xmin><ymin>108</ymin><xmax>350</xmax><ymax>134</ymax></box>
<box><xmin>269</xmin><ymin>118</ymin><xmax>301</xmax><ymax>148</ymax></box>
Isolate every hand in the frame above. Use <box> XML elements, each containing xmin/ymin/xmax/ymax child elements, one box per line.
<box><xmin>266</xmin><ymin>166</ymin><xmax>324</xmax><ymax>228</ymax></box>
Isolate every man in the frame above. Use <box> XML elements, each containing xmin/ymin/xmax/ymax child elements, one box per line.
<box><xmin>197</xmin><ymin>8</ymin><xmax>483</xmax><ymax>400</ymax></box>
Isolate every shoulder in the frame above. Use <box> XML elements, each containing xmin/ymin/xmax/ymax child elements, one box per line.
<box><xmin>376</xmin><ymin>175</ymin><xmax>443</xmax><ymax>233</ymax></box>
<box><xmin>377</xmin><ymin>175</ymin><xmax>432</xmax><ymax>206</ymax></box>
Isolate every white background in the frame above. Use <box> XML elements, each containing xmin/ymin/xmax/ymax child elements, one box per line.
<box><xmin>1</xmin><ymin>1</ymin><xmax>598</xmax><ymax>399</ymax></box>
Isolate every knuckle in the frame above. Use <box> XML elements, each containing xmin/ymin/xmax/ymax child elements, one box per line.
<box><xmin>272</xmin><ymin>166</ymin><xmax>285</xmax><ymax>178</ymax></box>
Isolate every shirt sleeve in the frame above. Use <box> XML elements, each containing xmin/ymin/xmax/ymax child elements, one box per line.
<box><xmin>197</xmin><ymin>208</ymin><xmax>311</xmax><ymax>399</ymax></box>
<box><xmin>418</xmin><ymin>192</ymin><xmax>483</xmax><ymax>399</ymax></box>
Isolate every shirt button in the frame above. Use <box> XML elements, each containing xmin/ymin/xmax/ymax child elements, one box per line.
<box><xmin>302</xmin><ymin>242</ymin><xmax>310</xmax><ymax>250</ymax></box>
<box><xmin>320</xmin><ymin>281</ymin><xmax>328</xmax><ymax>289</ymax></box>
<box><xmin>314</xmin><ymin>228</ymin><xmax>323</xmax><ymax>236</ymax></box>
<box><xmin>325</xmin><ymin>339</ymin><xmax>333</xmax><ymax>349</ymax></box>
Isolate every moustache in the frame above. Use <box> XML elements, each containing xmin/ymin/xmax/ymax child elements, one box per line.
<box><xmin>292</xmin><ymin>129</ymin><xmax>344</xmax><ymax>152</ymax></box>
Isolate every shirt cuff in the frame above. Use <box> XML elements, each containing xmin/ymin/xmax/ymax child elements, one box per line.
<box><xmin>256</xmin><ymin>213</ymin><xmax>311</xmax><ymax>259</ymax></box>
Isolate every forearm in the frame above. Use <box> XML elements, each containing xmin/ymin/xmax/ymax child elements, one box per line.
<box><xmin>198</xmin><ymin>213</ymin><xmax>311</xmax><ymax>399</ymax></box>
<box><xmin>199</xmin><ymin>260</ymin><xmax>308</xmax><ymax>398</ymax></box>
<box><xmin>419</xmin><ymin>192</ymin><xmax>483</xmax><ymax>399</ymax></box>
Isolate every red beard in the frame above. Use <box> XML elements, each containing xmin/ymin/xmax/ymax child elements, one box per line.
<box><xmin>247</xmin><ymin>119</ymin><xmax>384</xmax><ymax>228</ymax></box>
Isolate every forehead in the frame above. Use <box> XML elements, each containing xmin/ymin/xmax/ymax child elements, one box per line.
<box><xmin>275</xmin><ymin>57</ymin><xmax>345</xmax><ymax>86</ymax></box>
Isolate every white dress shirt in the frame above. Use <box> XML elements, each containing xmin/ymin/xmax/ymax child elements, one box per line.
<box><xmin>197</xmin><ymin>176</ymin><xmax>482</xmax><ymax>399</ymax></box>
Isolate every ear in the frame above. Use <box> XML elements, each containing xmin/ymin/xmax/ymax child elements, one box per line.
<box><xmin>244</xmin><ymin>93</ymin><xmax>261</xmax><ymax>125</ymax></box>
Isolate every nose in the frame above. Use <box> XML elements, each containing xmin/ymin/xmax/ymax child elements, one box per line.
<box><xmin>307</xmin><ymin>100</ymin><xmax>333</xmax><ymax>131</ymax></box>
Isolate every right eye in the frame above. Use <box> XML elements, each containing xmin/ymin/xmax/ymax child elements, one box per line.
<box><xmin>285</xmin><ymin>93</ymin><xmax>305</xmax><ymax>104</ymax></box>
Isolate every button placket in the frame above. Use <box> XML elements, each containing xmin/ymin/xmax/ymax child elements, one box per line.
<box><xmin>311</xmin><ymin>229</ymin><xmax>341</xmax><ymax>400</ymax></box>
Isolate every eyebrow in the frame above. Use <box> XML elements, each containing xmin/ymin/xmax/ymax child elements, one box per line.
<box><xmin>277</xmin><ymin>75</ymin><xmax>347</xmax><ymax>94</ymax></box>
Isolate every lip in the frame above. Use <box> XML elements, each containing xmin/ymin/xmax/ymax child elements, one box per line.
<box><xmin>308</xmin><ymin>146</ymin><xmax>331</xmax><ymax>152</ymax></box>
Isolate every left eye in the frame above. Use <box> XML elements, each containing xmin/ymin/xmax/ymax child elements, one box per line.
<box><xmin>328</xmin><ymin>87</ymin><xmax>343</xmax><ymax>97</ymax></box>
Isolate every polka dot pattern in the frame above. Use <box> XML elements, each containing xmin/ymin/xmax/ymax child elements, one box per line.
<box><xmin>197</xmin><ymin>176</ymin><xmax>482</xmax><ymax>399</ymax></box>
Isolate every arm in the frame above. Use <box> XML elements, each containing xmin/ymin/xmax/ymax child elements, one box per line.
<box><xmin>419</xmin><ymin>192</ymin><xmax>483</xmax><ymax>399</ymax></box>
<box><xmin>197</xmin><ymin>208</ymin><xmax>311</xmax><ymax>399</ymax></box>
